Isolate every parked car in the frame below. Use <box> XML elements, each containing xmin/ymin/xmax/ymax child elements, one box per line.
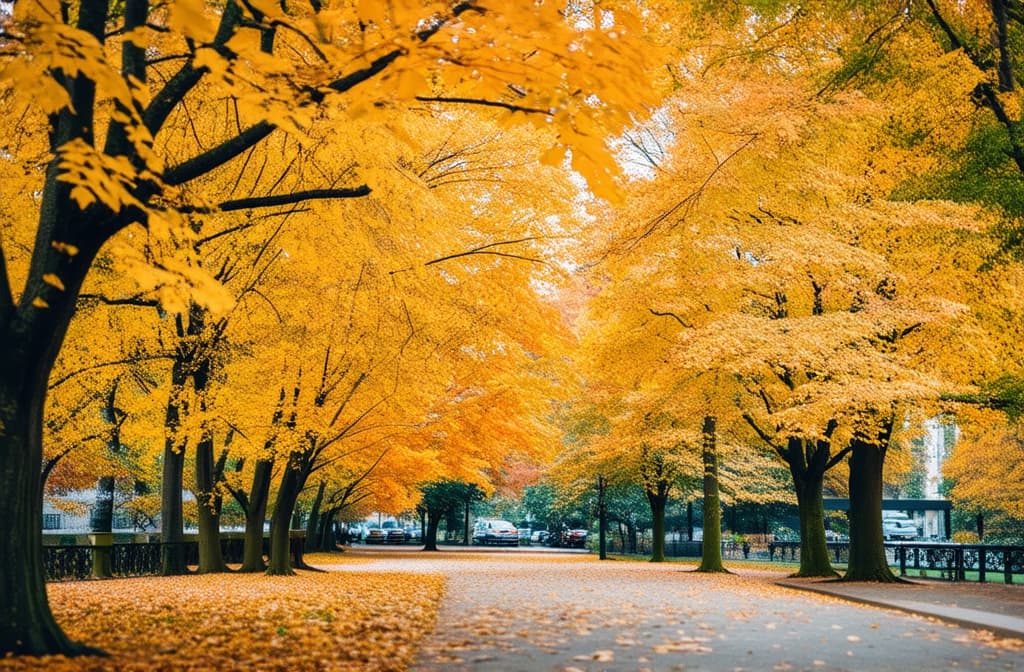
<box><xmin>364</xmin><ymin>527</ymin><xmax>387</xmax><ymax>544</ymax></box>
<box><xmin>386</xmin><ymin>528</ymin><xmax>407</xmax><ymax>544</ymax></box>
<box><xmin>824</xmin><ymin>529</ymin><xmax>849</xmax><ymax>542</ymax></box>
<box><xmin>344</xmin><ymin>524</ymin><xmax>364</xmax><ymax>543</ymax></box>
<box><xmin>531</xmin><ymin>530</ymin><xmax>549</xmax><ymax>545</ymax></box>
<box><xmin>561</xmin><ymin>529</ymin><xmax>589</xmax><ymax>548</ymax></box>
<box><xmin>472</xmin><ymin>519</ymin><xmax>520</xmax><ymax>546</ymax></box>
<box><xmin>882</xmin><ymin>512</ymin><xmax>917</xmax><ymax>540</ymax></box>
<box><xmin>405</xmin><ymin>526</ymin><xmax>422</xmax><ymax>542</ymax></box>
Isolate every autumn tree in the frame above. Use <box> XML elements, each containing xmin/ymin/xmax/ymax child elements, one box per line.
<box><xmin>0</xmin><ymin>0</ymin><xmax>661</xmax><ymax>653</ymax></box>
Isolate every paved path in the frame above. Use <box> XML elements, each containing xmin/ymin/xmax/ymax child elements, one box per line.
<box><xmin>780</xmin><ymin>577</ymin><xmax>1024</xmax><ymax>641</ymax></box>
<box><xmin>331</xmin><ymin>549</ymin><xmax>1024</xmax><ymax>671</ymax></box>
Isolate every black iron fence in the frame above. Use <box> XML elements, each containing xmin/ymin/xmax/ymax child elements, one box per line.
<box><xmin>606</xmin><ymin>538</ymin><xmax>1024</xmax><ymax>584</ymax></box>
<box><xmin>42</xmin><ymin>533</ymin><xmax>305</xmax><ymax>581</ymax></box>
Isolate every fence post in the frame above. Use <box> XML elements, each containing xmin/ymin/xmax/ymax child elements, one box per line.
<box><xmin>89</xmin><ymin>532</ymin><xmax>113</xmax><ymax>579</ymax></box>
<box><xmin>955</xmin><ymin>546</ymin><xmax>964</xmax><ymax>581</ymax></box>
<box><xmin>1006</xmin><ymin>549</ymin><xmax>1014</xmax><ymax>585</ymax></box>
<box><xmin>898</xmin><ymin>545</ymin><xmax>906</xmax><ymax>577</ymax></box>
<box><xmin>978</xmin><ymin>548</ymin><xmax>986</xmax><ymax>583</ymax></box>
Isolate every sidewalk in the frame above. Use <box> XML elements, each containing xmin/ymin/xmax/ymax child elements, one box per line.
<box><xmin>779</xmin><ymin>576</ymin><xmax>1024</xmax><ymax>640</ymax></box>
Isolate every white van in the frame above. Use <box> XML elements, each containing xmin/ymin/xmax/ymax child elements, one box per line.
<box><xmin>882</xmin><ymin>511</ymin><xmax>917</xmax><ymax>540</ymax></box>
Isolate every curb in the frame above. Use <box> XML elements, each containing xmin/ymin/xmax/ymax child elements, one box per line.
<box><xmin>777</xmin><ymin>580</ymin><xmax>1024</xmax><ymax>641</ymax></box>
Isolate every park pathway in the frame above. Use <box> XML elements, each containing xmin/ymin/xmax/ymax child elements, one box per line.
<box><xmin>335</xmin><ymin>549</ymin><xmax>1024</xmax><ymax>671</ymax></box>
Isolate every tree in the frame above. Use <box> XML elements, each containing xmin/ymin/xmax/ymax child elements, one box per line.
<box><xmin>0</xmin><ymin>0</ymin><xmax>660</xmax><ymax>654</ymax></box>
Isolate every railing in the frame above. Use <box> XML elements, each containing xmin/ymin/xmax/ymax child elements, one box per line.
<box><xmin>606</xmin><ymin>538</ymin><xmax>1024</xmax><ymax>584</ymax></box>
<box><xmin>42</xmin><ymin>533</ymin><xmax>306</xmax><ymax>581</ymax></box>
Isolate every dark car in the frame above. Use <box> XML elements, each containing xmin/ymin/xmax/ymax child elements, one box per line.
<box><xmin>562</xmin><ymin>529</ymin><xmax>588</xmax><ymax>548</ymax></box>
<box><xmin>386</xmin><ymin>528</ymin><xmax>407</xmax><ymax>544</ymax></box>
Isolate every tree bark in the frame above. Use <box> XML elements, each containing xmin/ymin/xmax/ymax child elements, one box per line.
<box><xmin>697</xmin><ymin>416</ymin><xmax>727</xmax><ymax>573</ymax></box>
<box><xmin>646</xmin><ymin>488</ymin><xmax>668</xmax><ymax>563</ymax></box>
<box><xmin>160</xmin><ymin>361</ymin><xmax>188</xmax><ymax>576</ymax></box>
<box><xmin>240</xmin><ymin>458</ymin><xmax>273</xmax><ymax>572</ymax></box>
<box><xmin>194</xmin><ymin>432</ymin><xmax>228</xmax><ymax>573</ymax></box>
<box><xmin>844</xmin><ymin>438</ymin><xmax>900</xmax><ymax>582</ymax></box>
<box><xmin>267</xmin><ymin>460</ymin><xmax>307</xmax><ymax>575</ymax></box>
<box><xmin>792</xmin><ymin>467</ymin><xmax>836</xmax><ymax>577</ymax></box>
<box><xmin>304</xmin><ymin>481</ymin><xmax>325</xmax><ymax>552</ymax></box>
<box><xmin>423</xmin><ymin>510</ymin><xmax>442</xmax><ymax>551</ymax></box>
<box><xmin>0</xmin><ymin>200</ymin><xmax>107</xmax><ymax>655</ymax></box>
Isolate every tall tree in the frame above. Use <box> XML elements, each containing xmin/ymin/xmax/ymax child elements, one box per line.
<box><xmin>0</xmin><ymin>0</ymin><xmax>658</xmax><ymax>654</ymax></box>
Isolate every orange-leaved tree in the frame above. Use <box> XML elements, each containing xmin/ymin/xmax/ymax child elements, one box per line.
<box><xmin>0</xmin><ymin>0</ymin><xmax>661</xmax><ymax>655</ymax></box>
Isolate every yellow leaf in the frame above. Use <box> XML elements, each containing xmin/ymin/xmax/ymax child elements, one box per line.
<box><xmin>51</xmin><ymin>241</ymin><xmax>80</xmax><ymax>257</ymax></box>
<box><xmin>32</xmin><ymin>297</ymin><xmax>49</xmax><ymax>308</ymax></box>
<box><xmin>42</xmin><ymin>273</ymin><xmax>65</xmax><ymax>291</ymax></box>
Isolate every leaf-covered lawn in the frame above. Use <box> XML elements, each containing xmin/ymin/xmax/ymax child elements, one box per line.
<box><xmin>0</xmin><ymin>565</ymin><xmax>444</xmax><ymax>671</ymax></box>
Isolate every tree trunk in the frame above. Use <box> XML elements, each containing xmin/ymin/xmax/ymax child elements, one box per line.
<box><xmin>0</xmin><ymin>213</ymin><xmax>106</xmax><ymax>655</ymax></box>
<box><xmin>90</xmin><ymin>475</ymin><xmax>115</xmax><ymax>534</ymax></box>
<box><xmin>267</xmin><ymin>461</ymin><xmax>307</xmax><ymax>575</ymax></box>
<box><xmin>194</xmin><ymin>433</ymin><xmax>227</xmax><ymax>573</ymax></box>
<box><xmin>698</xmin><ymin>416</ymin><xmax>727</xmax><ymax>573</ymax></box>
<box><xmin>240</xmin><ymin>458</ymin><xmax>273</xmax><ymax>572</ymax></box>
<box><xmin>646</xmin><ymin>489</ymin><xmax>668</xmax><ymax>563</ymax></box>
<box><xmin>304</xmin><ymin>481</ymin><xmax>325</xmax><ymax>552</ymax></box>
<box><xmin>0</xmin><ymin>400</ymin><xmax>100</xmax><ymax>655</ymax></box>
<box><xmin>423</xmin><ymin>510</ymin><xmax>441</xmax><ymax>551</ymax></box>
<box><xmin>160</xmin><ymin>362</ymin><xmax>188</xmax><ymax>576</ymax></box>
<box><xmin>89</xmin><ymin>475</ymin><xmax>116</xmax><ymax>579</ymax></box>
<box><xmin>844</xmin><ymin>439</ymin><xmax>900</xmax><ymax>582</ymax></box>
<box><xmin>792</xmin><ymin>468</ymin><xmax>836</xmax><ymax>577</ymax></box>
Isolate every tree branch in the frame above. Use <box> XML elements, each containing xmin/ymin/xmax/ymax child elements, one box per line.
<box><xmin>424</xmin><ymin>236</ymin><xmax>551</xmax><ymax>267</ymax></box>
<box><xmin>649</xmin><ymin>308</ymin><xmax>691</xmax><ymax>328</ymax></box>
<box><xmin>414</xmin><ymin>96</ymin><xmax>553</xmax><ymax>115</ymax></box>
<box><xmin>49</xmin><ymin>352</ymin><xmax>174</xmax><ymax>390</ymax></box>
<box><xmin>216</xmin><ymin>186</ymin><xmax>370</xmax><ymax>212</ymax></box>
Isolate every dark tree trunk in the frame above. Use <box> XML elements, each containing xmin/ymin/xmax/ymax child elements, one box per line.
<box><xmin>90</xmin><ymin>476</ymin><xmax>115</xmax><ymax>534</ymax></box>
<box><xmin>784</xmin><ymin>433</ymin><xmax>839</xmax><ymax>578</ymax></box>
<box><xmin>698</xmin><ymin>416</ymin><xmax>727</xmax><ymax>573</ymax></box>
<box><xmin>240</xmin><ymin>458</ymin><xmax>273</xmax><ymax>572</ymax></box>
<box><xmin>844</xmin><ymin>438</ymin><xmax>900</xmax><ymax>582</ymax></box>
<box><xmin>194</xmin><ymin>432</ymin><xmax>227</xmax><ymax>573</ymax></box>
<box><xmin>267</xmin><ymin>461</ymin><xmax>308</xmax><ymax>575</ymax></box>
<box><xmin>304</xmin><ymin>481</ymin><xmax>325</xmax><ymax>552</ymax></box>
<box><xmin>686</xmin><ymin>501</ymin><xmax>694</xmax><ymax>541</ymax></box>
<box><xmin>160</xmin><ymin>360</ymin><xmax>188</xmax><ymax>576</ymax></box>
<box><xmin>0</xmin><ymin>199</ymin><xmax>107</xmax><ymax>655</ymax></box>
<box><xmin>89</xmin><ymin>475</ymin><xmax>116</xmax><ymax>579</ymax></box>
<box><xmin>423</xmin><ymin>510</ymin><xmax>442</xmax><ymax>551</ymax></box>
<box><xmin>0</xmin><ymin>395</ymin><xmax>100</xmax><ymax>656</ymax></box>
<box><xmin>646</xmin><ymin>488</ymin><xmax>668</xmax><ymax>563</ymax></box>
<box><xmin>792</xmin><ymin>467</ymin><xmax>835</xmax><ymax>577</ymax></box>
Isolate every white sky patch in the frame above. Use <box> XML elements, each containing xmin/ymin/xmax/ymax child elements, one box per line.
<box><xmin>610</xmin><ymin>105</ymin><xmax>676</xmax><ymax>181</ymax></box>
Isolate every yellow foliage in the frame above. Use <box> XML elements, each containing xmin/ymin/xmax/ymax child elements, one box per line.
<box><xmin>0</xmin><ymin>571</ymin><xmax>443</xmax><ymax>671</ymax></box>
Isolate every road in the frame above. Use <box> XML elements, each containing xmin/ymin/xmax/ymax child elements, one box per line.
<box><xmin>333</xmin><ymin>548</ymin><xmax>1024</xmax><ymax>671</ymax></box>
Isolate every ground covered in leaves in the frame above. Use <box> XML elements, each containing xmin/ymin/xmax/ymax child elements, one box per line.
<box><xmin>0</xmin><ymin>554</ymin><xmax>443</xmax><ymax>671</ymax></box>
<box><xmin>5</xmin><ymin>549</ymin><xmax>1024</xmax><ymax>671</ymax></box>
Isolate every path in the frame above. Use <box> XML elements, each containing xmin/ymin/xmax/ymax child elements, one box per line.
<box><xmin>332</xmin><ymin>548</ymin><xmax>1024</xmax><ymax>671</ymax></box>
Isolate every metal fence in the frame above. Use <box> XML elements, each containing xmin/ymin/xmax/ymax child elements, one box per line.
<box><xmin>42</xmin><ymin>535</ymin><xmax>303</xmax><ymax>581</ymax></box>
<box><xmin>606</xmin><ymin>539</ymin><xmax>1024</xmax><ymax>584</ymax></box>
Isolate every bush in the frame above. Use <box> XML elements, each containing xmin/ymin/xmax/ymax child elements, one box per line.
<box><xmin>951</xmin><ymin>530</ymin><xmax>980</xmax><ymax>544</ymax></box>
